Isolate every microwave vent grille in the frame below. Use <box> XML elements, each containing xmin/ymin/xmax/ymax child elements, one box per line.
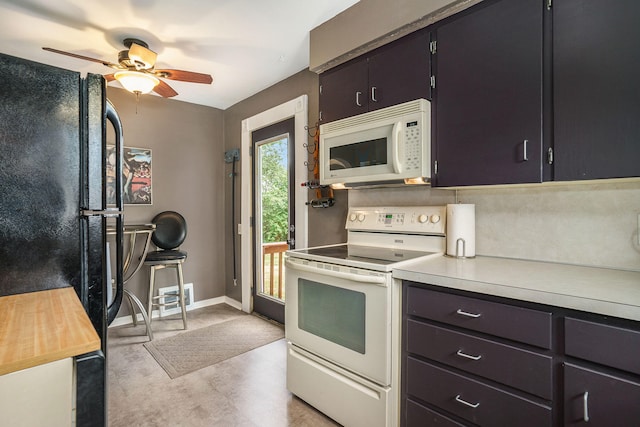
<box><xmin>320</xmin><ymin>98</ymin><xmax>429</xmax><ymax>133</ymax></box>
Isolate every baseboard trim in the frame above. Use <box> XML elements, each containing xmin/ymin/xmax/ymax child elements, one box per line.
<box><xmin>109</xmin><ymin>296</ymin><xmax>242</xmax><ymax>328</ymax></box>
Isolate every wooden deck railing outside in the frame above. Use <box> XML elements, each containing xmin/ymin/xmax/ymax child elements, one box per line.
<box><xmin>262</xmin><ymin>242</ymin><xmax>288</xmax><ymax>300</ymax></box>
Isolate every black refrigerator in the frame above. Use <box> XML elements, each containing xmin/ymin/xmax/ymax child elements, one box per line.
<box><xmin>0</xmin><ymin>53</ymin><xmax>125</xmax><ymax>426</ymax></box>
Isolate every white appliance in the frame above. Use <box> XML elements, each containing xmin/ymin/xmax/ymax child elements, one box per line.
<box><xmin>285</xmin><ymin>206</ymin><xmax>446</xmax><ymax>427</ymax></box>
<box><xmin>319</xmin><ymin>99</ymin><xmax>431</xmax><ymax>187</ymax></box>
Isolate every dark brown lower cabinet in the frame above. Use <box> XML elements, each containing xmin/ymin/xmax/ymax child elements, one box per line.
<box><xmin>403</xmin><ymin>281</ymin><xmax>640</xmax><ymax>426</ymax></box>
<box><xmin>407</xmin><ymin>358</ymin><xmax>552</xmax><ymax>427</ymax></box>
<box><xmin>407</xmin><ymin>400</ymin><xmax>466</xmax><ymax>427</ymax></box>
<box><xmin>564</xmin><ymin>363</ymin><xmax>640</xmax><ymax>426</ymax></box>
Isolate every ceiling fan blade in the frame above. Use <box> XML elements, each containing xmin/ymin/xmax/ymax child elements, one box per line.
<box><xmin>42</xmin><ymin>47</ymin><xmax>122</xmax><ymax>69</ymax></box>
<box><xmin>153</xmin><ymin>79</ymin><xmax>178</xmax><ymax>98</ymax></box>
<box><xmin>154</xmin><ymin>69</ymin><xmax>213</xmax><ymax>84</ymax></box>
<box><xmin>104</xmin><ymin>73</ymin><xmax>116</xmax><ymax>82</ymax></box>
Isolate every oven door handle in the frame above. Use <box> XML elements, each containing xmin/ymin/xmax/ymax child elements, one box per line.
<box><xmin>285</xmin><ymin>259</ymin><xmax>386</xmax><ymax>284</ymax></box>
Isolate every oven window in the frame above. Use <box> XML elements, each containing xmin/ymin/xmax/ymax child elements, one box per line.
<box><xmin>329</xmin><ymin>138</ymin><xmax>387</xmax><ymax>170</ymax></box>
<box><xmin>298</xmin><ymin>279</ymin><xmax>365</xmax><ymax>354</ymax></box>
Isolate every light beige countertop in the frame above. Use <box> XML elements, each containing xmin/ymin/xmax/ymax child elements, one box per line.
<box><xmin>393</xmin><ymin>256</ymin><xmax>640</xmax><ymax>322</ymax></box>
<box><xmin>0</xmin><ymin>287</ymin><xmax>101</xmax><ymax>376</ymax></box>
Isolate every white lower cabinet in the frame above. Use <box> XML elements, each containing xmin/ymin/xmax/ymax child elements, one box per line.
<box><xmin>0</xmin><ymin>358</ymin><xmax>74</xmax><ymax>426</ymax></box>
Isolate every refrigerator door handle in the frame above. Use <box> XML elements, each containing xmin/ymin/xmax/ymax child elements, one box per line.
<box><xmin>81</xmin><ymin>208</ymin><xmax>123</xmax><ymax>217</ymax></box>
<box><xmin>106</xmin><ymin>100</ymin><xmax>125</xmax><ymax>326</ymax></box>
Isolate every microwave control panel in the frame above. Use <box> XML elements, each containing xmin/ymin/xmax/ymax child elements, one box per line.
<box><xmin>346</xmin><ymin>206</ymin><xmax>446</xmax><ymax>235</ymax></box>
<box><xmin>403</xmin><ymin>121</ymin><xmax>422</xmax><ymax>172</ymax></box>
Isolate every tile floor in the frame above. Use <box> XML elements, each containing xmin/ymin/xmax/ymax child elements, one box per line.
<box><xmin>107</xmin><ymin>303</ymin><xmax>340</xmax><ymax>426</ymax></box>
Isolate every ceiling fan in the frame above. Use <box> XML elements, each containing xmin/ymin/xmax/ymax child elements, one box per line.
<box><xmin>43</xmin><ymin>38</ymin><xmax>213</xmax><ymax>98</ymax></box>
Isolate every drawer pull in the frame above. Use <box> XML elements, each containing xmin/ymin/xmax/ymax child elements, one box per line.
<box><xmin>456</xmin><ymin>350</ymin><xmax>482</xmax><ymax>361</ymax></box>
<box><xmin>583</xmin><ymin>391</ymin><xmax>590</xmax><ymax>422</ymax></box>
<box><xmin>455</xmin><ymin>394</ymin><xmax>480</xmax><ymax>409</ymax></box>
<box><xmin>456</xmin><ymin>309</ymin><xmax>482</xmax><ymax>318</ymax></box>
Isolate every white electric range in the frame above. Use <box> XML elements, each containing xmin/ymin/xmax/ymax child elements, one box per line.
<box><xmin>285</xmin><ymin>206</ymin><xmax>446</xmax><ymax>427</ymax></box>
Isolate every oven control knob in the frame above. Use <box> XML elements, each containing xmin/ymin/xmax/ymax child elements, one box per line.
<box><xmin>349</xmin><ymin>213</ymin><xmax>357</xmax><ymax>222</ymax></box>
<box><xmin>357</xmin><ymin>213</ymin><xmax>366</xmax><ymax>222</ymax></box>
<box><xmin>430</xmin><ymin>214</ymin><xmax>441</xmax><ymax>224</ymax></box>
<box><xmin>418</xmin><ymin>214</ymin><xmax>428</xmax><ymax>223</ymax></box>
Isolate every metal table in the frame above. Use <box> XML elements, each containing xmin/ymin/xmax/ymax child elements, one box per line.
<box><xmin>107</xmin><ymin>224</ymin><xmax>156</xmax><ymax>340</ymax></box>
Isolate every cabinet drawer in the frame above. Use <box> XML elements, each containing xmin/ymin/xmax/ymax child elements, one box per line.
<box><xmin>406</xmin><ymin>399</ymin><xmax>465</xmax><ymax>427</ymax></box>
<box><xmin>565</xmin><ymin>317</ymin><xmax>640</xmax><ymax>375</ymax></box>
<box><xmin>564</xmin><ymin>363</ymin><xmax>640</xmax><ymax>426</ymax></box>
<box><xmin>407</xmin><ymin>286</ymin><xmax>552</xmax><ymax>349</ymax></box>
<box><xmin>407</xmin><ymin>320</ymin><xmax>553</xmax><ymax>400</ymax></box>
<box><xmin>407</xmin><ymin>357</ymin><xmax>552</xmax><ymax>427</ymax></box>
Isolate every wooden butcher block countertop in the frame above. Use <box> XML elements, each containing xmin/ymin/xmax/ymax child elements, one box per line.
<box><xmin>0</xmin><ymin>287</ymin><xmax>101</xmax><ymax>376</ymax></box>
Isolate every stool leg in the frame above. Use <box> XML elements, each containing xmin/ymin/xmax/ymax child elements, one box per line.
<box><xmin>148</xmin><ymin>265</ymin><xmax>156</xmax><ymax>325</ymax></box>
<box><xmin>177</xmin><ymin>262</ymin><xmax>187</xmax><ymax>330</ymax></box>
<box><xmin>125</xmin><ymin>292</ymin><xmax>138</xmax><ymax>327</ymax></box>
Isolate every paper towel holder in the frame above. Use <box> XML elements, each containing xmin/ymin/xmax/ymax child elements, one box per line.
<box><xmin>446</xmin><ymin>237</ymin><xmax>476</xmax><ymax>259</ymax></box>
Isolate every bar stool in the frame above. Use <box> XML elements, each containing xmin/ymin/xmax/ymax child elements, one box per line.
<box><xmin>144</xmin><ymin>211</ymin><xmax>188</xmax><ymax>331</ymax></box>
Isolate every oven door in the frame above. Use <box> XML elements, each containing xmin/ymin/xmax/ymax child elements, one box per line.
<box><xmin>285</xmin><ymin>256</ymin><xmax>392</xmax><ymax>385</ymax></box>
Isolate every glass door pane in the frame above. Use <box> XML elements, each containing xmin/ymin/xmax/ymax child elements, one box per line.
<box><xmin>256</xmin><ymin>136</ymin><xmax>289</xmax><ymax>303</ymax></box>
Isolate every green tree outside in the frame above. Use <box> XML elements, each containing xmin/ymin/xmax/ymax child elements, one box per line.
<box><xmin>259</xmin><ymin>138</ymin><xmax>289</xmax><ymax>243</ymax></box>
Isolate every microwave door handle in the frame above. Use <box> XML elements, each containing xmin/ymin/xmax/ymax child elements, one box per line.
<box><xmin>392</xmin><ymin>121</ymin><xmax>403</xmax><ymax>173</ymax></box>
<box><xmin>285</xmin><ymin>259</ymin><xmax>386</xmax><ymax>284</ymax></box>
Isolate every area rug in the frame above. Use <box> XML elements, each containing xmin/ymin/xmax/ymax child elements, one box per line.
<box><xmin>143</xmin><ymin>315</ymin><xmax>284</xmax><ymax>378</ymax></box>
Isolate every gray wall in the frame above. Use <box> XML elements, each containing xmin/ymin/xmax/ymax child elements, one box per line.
<box><xmin>106</xmin><ymin>87</ymin><xmax>225</xmax><ymax>318</ymax></box>
<box><xmin>222</xmin><ymin>69</ymin><xmax>348</xmax><ymax>303</ymax></box>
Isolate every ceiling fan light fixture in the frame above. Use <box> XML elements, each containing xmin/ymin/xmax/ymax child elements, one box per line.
<box><xmin>114</xmin><ymin>70</ymin><xmax>159</xmax><ymax>94</ymax></box>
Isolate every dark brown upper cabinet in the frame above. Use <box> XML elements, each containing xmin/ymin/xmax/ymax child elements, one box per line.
<box><xmin>319</xmin><ymin>29</ymin><xmax>431</xmax><ymax>123</ymax></box>
<box><xmin>432</xmin><ymin>0</ymin><xmax>544</xmax><ymax>187</ymax></box>
<box><xmin>553</xmin><ymin>0</ymin><xmax>640</xmax><ymax>181</ymax></box>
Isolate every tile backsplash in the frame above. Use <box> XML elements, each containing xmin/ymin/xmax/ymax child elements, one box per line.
<box><xmin>349</xmin><ymin>180</ymin><xmax>640</xmax><ymax>271</ymax></box>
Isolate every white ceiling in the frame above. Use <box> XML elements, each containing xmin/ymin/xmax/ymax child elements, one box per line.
<box><xmin>0</xmin><ymin>0</ymin><xmax>359</xmax><ymax>109</ymax></box>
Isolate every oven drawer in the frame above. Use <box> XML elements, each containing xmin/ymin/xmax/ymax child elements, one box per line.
<box><xmin>407</xmin><ymin>357</ymin><xmax>552</xmax><ymax>427</ymax></box>
<box><xmin>565</xmin><ymin>317</ymin><xmax>640</xmax><ymax>375</ymax></box>
<box><xmin>406</xmin><ymin>286</ymin><xmax>552</xmax><ymax>349</ymax></box>
<box><xmin>287</xmin><ymin>343</ymin><xmax>393</xmax><ymax>427</ymax></box>
<box><xmin>407</xmin><ymin>319</ymin><xmax>553</xmax><ymax>400</ymax></box>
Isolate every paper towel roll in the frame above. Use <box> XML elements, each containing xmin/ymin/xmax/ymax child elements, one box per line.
<box><xmin>446</xmin><ymin>204</ymin><xmax>476</xmax><ymax>258</ymax></box>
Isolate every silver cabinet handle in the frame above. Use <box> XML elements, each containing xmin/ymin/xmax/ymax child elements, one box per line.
<box><xmin>356</xmin><ymin>91</ymin><xmax>362</xmax><ymax>107</ymax></box>
<box><xmin>455</xmin><ymin>394</ymin><xmax>480</xmax><ymax>409</ymax></box>
<box><xmin>371</xmin><ymin>86</ymin><xmax>378</xmax><ymax>102</ymax></box>
<box><xmin>456</xmin><ymin>350</ymin><xmax>482</xmax><ymax>361</ymax></box>
<box><xmin>456</xmin><ymin>309</ymin><xmax>482</xmax><ymax>318</ymax></box>
<box><xmin>583</xmin><ymin>391</ymin><xmax>590</xmax><ymax>422</ymax></box>
<box><xmin>523</xmin><ymin>139</ymin><xmax>529</xmax><ymax>161</ymax></box>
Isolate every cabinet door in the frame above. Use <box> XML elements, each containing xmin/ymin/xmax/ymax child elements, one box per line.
<box><xmin>564</xmin><ymin>363</ymin><xmax>640</xmax><ymax>426</ymax></box>
<box><xmin>553</xmin><ymin>1</ymin><xmax>640</xmax><ymax>180</ymax></box>
<box><xmin>319</xmin><ymin>57</ymin><xmax>368</xmax><ymax>123</ymax></box>
<box><xmin>433</xmin><ymin>0</ymin><xmax>543</xmax><ymax>186</ymax></box>
<box><xmin>368</xmin><ymin>29</ymin><xmax>431</xmax><ymax>111</ymax></box>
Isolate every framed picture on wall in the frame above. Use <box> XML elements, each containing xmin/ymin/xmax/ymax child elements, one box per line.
<box><xmin>107</xmin><ymin>145</ymin><xmax>153</xmax><ymax>205</ymax></box>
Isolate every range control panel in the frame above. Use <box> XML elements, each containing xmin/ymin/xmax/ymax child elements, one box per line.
<box><xmin>346</xmin><ymin>206</ymin><xmax>446</xmax><ymax>235</ymax></box>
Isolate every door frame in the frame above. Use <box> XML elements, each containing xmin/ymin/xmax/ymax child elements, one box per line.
<box><xmin>240</xmin><ymin>95</ymin><xmax>308</xmax><ymax>313</ymax></box>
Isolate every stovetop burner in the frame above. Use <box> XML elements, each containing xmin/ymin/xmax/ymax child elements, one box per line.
<box><xmin>287</xmin><ymin>243</ymin><xmax>442</xmax><ymax>271</ymax></box>
<box><xmin>296</xmin><ymin>244</ymin><xmax>439</xmax><ymax>265</ymax></box>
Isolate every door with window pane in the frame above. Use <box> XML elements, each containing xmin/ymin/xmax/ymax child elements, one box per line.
<box><xmin>252</xmin><ymin>118</ymin><xmax>295</xmax><ymax>324</ymax></box>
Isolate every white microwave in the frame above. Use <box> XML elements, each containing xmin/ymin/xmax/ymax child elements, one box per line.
<box><xmin>319</xmin><ymin>98</ymin><xmax>430</xmax><ymax>187</ymax></box>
